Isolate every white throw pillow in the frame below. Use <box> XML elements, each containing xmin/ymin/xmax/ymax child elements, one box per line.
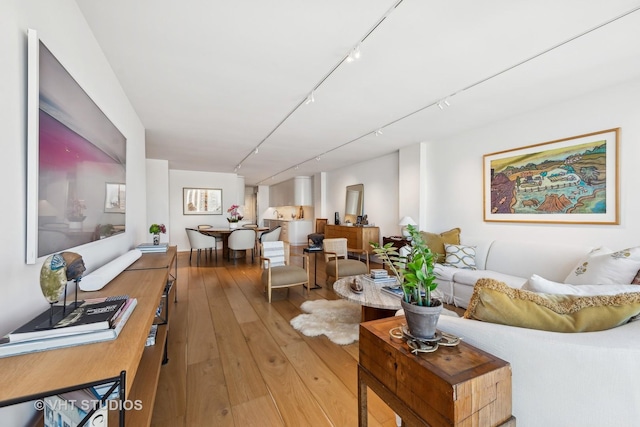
<box><xmin>443</xmin><ymin>244</ymin><xmax>477</xmax><ymax>270</ymax></box>
<box><xmin>564</xmin><ymin>246</ymin><xmax>640</xmax><ymax>285</ymax></box>
<box><xmin>525</xmin><ymin>274</ymin><xmax>640</xmax><ymax>296</ymax></box>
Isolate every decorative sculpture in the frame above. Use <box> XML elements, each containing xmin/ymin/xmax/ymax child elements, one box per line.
<box><xmin>38</xmin><ymin>251</ymin><xmax>85</xmax><ymax>327</ymax></box>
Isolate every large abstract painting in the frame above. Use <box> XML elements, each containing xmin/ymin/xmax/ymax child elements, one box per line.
<box><xmin>484</xmin><ymin>128</ymin><xmax>619</xmax><ymax>224</ymax></box>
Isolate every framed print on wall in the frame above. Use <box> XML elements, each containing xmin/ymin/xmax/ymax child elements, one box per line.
<box><xmin>183</xmin><ymin>188</ymin><xmax>222</xmax><ymax>215</ymax></box>
<box><xmin>483</xmin><ymin>128</ymin><xmax>619</xmax><ymax>224</ymax></box>
<box><xmin>104</xmin><ymin>183</ymin><xmax>125</xmax><ymax>213</ymax></box>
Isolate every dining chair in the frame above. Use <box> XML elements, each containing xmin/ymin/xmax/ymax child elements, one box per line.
<box><xmin>260</xmin><ymin>241</ymin><xmax>309</xmax><ymax>303</ymax></box>
<box><xmin>197</xmin><ymin>224</ymin><xmax>221</xmax><ymax>259</ymax></box>
<box><xmin>185</xmin><ymin>228</ymin><xmax>218</xmax><ymax>266</ymax></box>
<box><xmin>323</xmin><ymin>237</ymin><xmax>369</xmax><ymax>286</ymax></box>
<box><xmin>227</xmin><ymin>228</ymin><xmax>257</xmax><ymax>262</ymax></box>
<box><xmin>258</xmin><ymin>226</ymin><xmax>282</xmax><ymax>256</ymax></box>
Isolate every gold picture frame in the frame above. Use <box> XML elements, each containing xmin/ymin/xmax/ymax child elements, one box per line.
<box><xmin>483</xmin><ymin>128</ymin><xmax>619</xmax><ymax>224</ymax></box>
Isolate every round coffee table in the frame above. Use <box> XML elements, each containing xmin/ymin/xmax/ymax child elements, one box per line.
<box><xmin>333</xmin><ymin>275</ymin><xmax>402</xmax><ymax>321</ymax></box>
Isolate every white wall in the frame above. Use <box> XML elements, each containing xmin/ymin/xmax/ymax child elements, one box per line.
<box><xmin>422</xmin><ymin>77</ymin><xmax>640</xmax><ymax>249</ymax></box>
<box><xmin>169</xmin><ymin>169</ymin><xmax>241</xmax><ymax>251</ymax></box>
<box><xmin>146</xmin><ymin>159</ymin><xmax>170</xmax><ymax>243</ymax></box>
<box><xmin>2</xmin><ymin>1</ymin><xmax>146</xmax><ymax>424</ymax></box>
<box><xmin>326</xmin><ymin>152</ymin><xmax>400</xmax><ymax>241</ymax></box>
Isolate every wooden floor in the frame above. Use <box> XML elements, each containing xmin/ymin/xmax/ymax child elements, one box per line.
<box><xmin>149</xmin><ymin>246</ymin><xmax>406</xmax><ymax>427</ymax></box>
<box><xmin>150</xmin><ymin>247</ymin><xmax>464</xmax><ymax>427</ymax></box>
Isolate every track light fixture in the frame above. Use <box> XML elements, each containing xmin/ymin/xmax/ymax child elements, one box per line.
<box><xmin>304</xmin><ymin>90</ymin><xmax>315</xmax><ymax>105</ymax></box>
<box><xmin>346</xmin><ymin>44</ymin><xmax>361</xmax><ymax>63</ymax></box>
<box><xmin>254</xmin><ymin>147</ymin><xmax>259</xmax><ymax>154</ymax></box>
<box><xmin>374</xmin><ymin>129</ymin><xmax>383</xmax><ymax>136</ymax></box>
<box><xmin>316</xmin><ymin>156</ymin><xmax>321</xmax><ymax>161</ymax></box>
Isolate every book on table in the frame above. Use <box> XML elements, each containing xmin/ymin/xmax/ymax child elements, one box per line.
<box><xmin>8</xmin><ymin>295</ymin><xmax>128</xmax><ymax>343</ymax></box>
<box><xmin>360</xmin><ymin>274</ymin><xmax>398</xmax><ymax>285</ymax></box>
<box><xmin>0</xmin><ymin>298</ymin><xmax>137</xmax><ymax>358</ymax></box>
<box><xmin>136</xmin><ymin>243</ymin><xmax>169</xmax><ymax>253</ymax></box>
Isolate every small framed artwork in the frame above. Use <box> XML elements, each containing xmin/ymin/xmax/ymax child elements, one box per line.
<box><xmin>183</xmin><ymin>188</ymin><xmax>222</xmax><ymax>215</ymax></box>
<box><xmin>483</xmin><ymin>128</ymin><xmax>619</xmax><ymax>224</ymax></box>
<box><xmin>104</xmin><ymin>183</ymin><xmax>126</xmax><ymax>213</ymax></box>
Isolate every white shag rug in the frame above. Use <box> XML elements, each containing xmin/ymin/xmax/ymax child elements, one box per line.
<box><xmin>290</xmin><ymin>299</ymin><xmax>361</xmax><ymax>345</ymax></box>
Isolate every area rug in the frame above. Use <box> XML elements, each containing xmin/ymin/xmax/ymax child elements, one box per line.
<box><xmin>290</xmin><ymin>299</ymin><xmax>361</xmax><ymax>345</ymax></box>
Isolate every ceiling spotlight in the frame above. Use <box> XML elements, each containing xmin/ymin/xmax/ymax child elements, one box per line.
<box><xmin>316</xmin><ymin>156</ymin><xmax>321</xmax><ymax>161</ymax></box>
<box><xmin>346</xmin><ymin>44</ymin><xmax>361</xmax><ymax>63</ymax></box>
<box><xmin>444</xmin><ymin>99</ymin><xmax>451</xmax><ymax>107</ymax></box>
<box><xmin>237</xmin><ymin>164</ymin><xmax>242</xmax><ymax>169</ymax></box>
<box><xmin>304</xmin><ymin>91</ymin><xmax>315</xmax><ymax>105</ymax></box>
<box><xmin>375</xmin><ymin>129</ymin><xmax>383</xmax><ymax>136</ymax></box>
<box><xmin>437</xmin><ymin>101</ymin><xmax>444</xmax><ymax>110</ymax></box>
<box><xmin>295</xmin><ymin>165</ymin><xmax>299</xmax><ymax>170</ymax></box>
<box><xmin>254</xmin><ymin>147</ymin><xmax>259</xmax><ymax>154</ymax></box>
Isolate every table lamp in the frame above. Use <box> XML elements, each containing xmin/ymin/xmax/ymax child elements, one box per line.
<box><xmin>399</xmin><ymin>216</ymin><xmax>417</xmax><ymax>237</ymax></box>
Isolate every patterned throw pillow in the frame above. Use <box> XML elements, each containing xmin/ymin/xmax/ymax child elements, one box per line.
<box><xmin>443</xmin><ymin>244</ymin><xmax>477</xmax><ymax>270</ymax></box>
<box><xmin>564</xmin><ymin>246</ymin><xmax>640</xmax><ymax>285</ymax></box>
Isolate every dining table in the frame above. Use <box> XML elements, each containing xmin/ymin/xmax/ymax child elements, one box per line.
<box><xmin>189</xmin><ymin>226</ymin><xmax>269</xmax><ymax>259</ymax></box>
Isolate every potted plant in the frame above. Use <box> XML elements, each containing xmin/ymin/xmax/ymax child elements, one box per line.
<box><xmin>226</xmin><ymin>204</ymin><xmax>244</xmax><ymax>229</ymax></box>
<box><xmin>371</xmin><ymin>224</ymin><xmax>442</xmax><ymax>339</ymax></box>
<box><xmin>149</xmin><ymin>223</ymin><xmax>166</xmax><ymax>245</ymax></box>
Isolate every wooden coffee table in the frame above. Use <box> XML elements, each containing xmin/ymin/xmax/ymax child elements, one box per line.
<box><xmin>358</xmin><ymin>316</ymin><xmax>515</xmax><ymax>427</ymax></box>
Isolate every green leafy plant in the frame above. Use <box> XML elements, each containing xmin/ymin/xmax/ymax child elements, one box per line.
<box><xmin>371</xmin><ymin>224</ymin><xmax>439</xmax><ymax>307</ymax></box>
<box><xmin>149</xmin><ymin>223</ymin><xmax>166</xmax><ymax>234</ymax></box>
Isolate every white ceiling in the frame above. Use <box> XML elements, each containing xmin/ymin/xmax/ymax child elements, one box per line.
<box><xmin>75</xmin><ymin>0</ymin><xmax>640</xmax><ymax>186</ymax></box>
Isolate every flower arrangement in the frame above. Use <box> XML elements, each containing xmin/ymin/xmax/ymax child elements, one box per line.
<box><xmin>67</xmin><ymin>199</ymin><xmax>86</xmax><ymax>222</ymax></box>
<box><xmin>149</xmin><ymin>223</ymin><xmax>166</xmax><ymax>235</ymax></box>
<box><xmin>227</xmin><ymin>204</ymin><xmax>243</xmax><ymax>223</ymax></box>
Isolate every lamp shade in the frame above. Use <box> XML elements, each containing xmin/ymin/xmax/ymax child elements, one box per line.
<box><xmin>398</xmin><ymin>216</ymin><xmax>416</xmax><ymax>226</ymax></box>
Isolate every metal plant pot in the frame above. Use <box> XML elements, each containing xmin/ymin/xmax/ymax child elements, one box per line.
<box><xmin>401</xmin><ymin>299</ymin><xmax>443</xmax><ymax>339</ymax></box>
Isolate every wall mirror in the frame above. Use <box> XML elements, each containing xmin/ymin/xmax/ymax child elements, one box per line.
<box><xmin>344</xmin><ymin>184</ymin><xmax>364</xmax><ymax>224</ymax></box>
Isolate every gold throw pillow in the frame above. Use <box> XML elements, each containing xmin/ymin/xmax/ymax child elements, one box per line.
<box><xmin>464</xmin><ymin>278</ymin><xmax>640</xmax><ymax>332</ymax></box>
<box><xmin>420</xmin><ymin>228</ymin><xmax>460</xmax><ymax>262</ymax></box>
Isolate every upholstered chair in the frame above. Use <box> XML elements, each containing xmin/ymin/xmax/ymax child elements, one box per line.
<box><xmin>258</xmin><ymin>226</ymin><xmax>282</xmax><ymax>256</ymax></box>
<box><xmin>185</xmin><ymin>228</ymin><xmax>218</xmax><ymax>266</ymax></box>
<box><xmin>227</xmin><ymin>228</ymin><xmax>257</xmax><ymax>261</ymax></box>
<box><xmin>323</xmin><ymin>237</ymin><xmax>370</xmax><ymax>286</ymax></box>
<box><xmin>197</xmin><ymin>224</ymin><xmax>221</xmax><ymax>259</ymax></box>
<box><xmin>261</xmin><ymin>241</ymin><xmax>309</xmax><ymax>303</ymax></box>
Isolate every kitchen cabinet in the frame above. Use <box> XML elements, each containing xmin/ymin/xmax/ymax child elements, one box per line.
<box><xmin>264</xmin><ymin>219</ymin><xmax>312</xmax><ymax>245</ymax></box>
<box><xmin>269</xmin><ymin>176</ymin><xmax>312</xmax><ymax>206</ymax></box>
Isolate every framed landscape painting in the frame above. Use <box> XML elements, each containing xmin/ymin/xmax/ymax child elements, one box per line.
<box><xmin>483</xmin><ymin>128</ymin><xmax>619</xmax><ymax>224</ymax></box>
<box><xmin>183</xmin><ymin>188</ymin><xmax>222</xmax><ymax>215</ymax></box>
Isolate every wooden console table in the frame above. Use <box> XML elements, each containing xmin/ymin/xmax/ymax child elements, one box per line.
<box><xmin>358</xmin><ymin>316</ymin><xmax>515</xmax><ymax>427</ymax></box>
<box><xmin>324</xmin><ymin>225</ymin><xmax>379</xmax><ymax>254</ymax></box>
<box><xmin>0</xmin><ymin>246</ymin><xmax>177</xmax><ymax>426</ymax></box>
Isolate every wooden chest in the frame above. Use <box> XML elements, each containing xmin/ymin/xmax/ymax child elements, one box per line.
<box><xmin>359</xmin><ymin>317</ymin><xmax>514</xmax><ymax>427</ymax></box>
<box><xmin>324</xmin><ymin>225</ymin><xmax>379</xmax><ymax>253</ymax></box>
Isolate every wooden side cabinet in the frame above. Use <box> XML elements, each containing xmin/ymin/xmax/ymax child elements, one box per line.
<box><xmin>324</xmin><ymin>225</ymin><xmax>379</xmax><ymax>253</ymax></box>
<box><xmin>358</xmin><ymin>316</ymin><xmax>515</xmax><ymax>427</ymax></box>
<box><xmin>0</xmin><ymin>246</ymin><xmax>178</xmax><ymax>427</ymax></box>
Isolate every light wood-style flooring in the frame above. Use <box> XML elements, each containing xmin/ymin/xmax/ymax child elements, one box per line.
<box><xmin>150</xmin><ymin>246</ymin><xmax>405</xmax><ymax>427</ymax></box>
<box><xmin>150</xmin><ymin>247</ymin><xmax>464</xmax><ymax>426</ymax></box>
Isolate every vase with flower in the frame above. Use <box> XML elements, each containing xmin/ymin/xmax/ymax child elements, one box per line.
<box><xmin>227</xmin><ymin>204</ymin><xmax>243</xmax><ymax>229</ymax></box>
<box><xmin>149</xmin><ymin>223</ymin><xmax>166</xmax><ymax>245</ymax></box>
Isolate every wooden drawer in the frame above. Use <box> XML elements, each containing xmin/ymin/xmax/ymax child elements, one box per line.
<box><xmin>324</xmin><ymin>225</ymin><xmax>379</xmax><ymax>253</ymax></box>
<box><xmin>359</xmin><ymin>317</ymin><xmax>513</xmax><ymax>427</ymax></box>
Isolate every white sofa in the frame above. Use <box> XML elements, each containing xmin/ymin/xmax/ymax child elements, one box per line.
<box><xmin>435</xmin><ymin>239</ymin><xmax>595</xmax><ymax>308</ymax></box>
<box><xmin>431</xmin><ymin>239</ymin><xmax>640</xmax><ymax>426</ymax></box>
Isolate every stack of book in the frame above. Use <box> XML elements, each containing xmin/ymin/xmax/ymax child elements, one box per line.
<box><xmin>360</xmin><ymin>269</ymin><xmax>398</xmax><ymax>285</ymax></box>
<box><xmin>0</xmin><ymin>295</ymin><xmax>137</xmax><ymax>358</ymax></box>
<box><xmin>137</xmin><ymin>242</ymin><xmax>169</xmax><ymax>253</ymax></box>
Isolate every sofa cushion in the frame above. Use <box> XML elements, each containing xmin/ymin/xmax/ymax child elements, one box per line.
<box><xmin>464</xmin><ymin>278</ymin><xmax>640</xmax><ymax>332</ymax></box>
<box><xmin>420</xmin><ymin>228</ymin><xmax>460</xmax><ymax>262</ymax></box>
<box><xmin>451</xmin><ymin>269</ymin><xmax>527</xmax><ymax>289</ymax></box>
<box><xmin>443</xmin><ymin>243</ymin><xmax>477</xmax><ymax>269</ymax></box>
<box><xmin>632</xmin><ymin>270</ymin><xmax>640</xmax><ymax>285</ymax></box>
<box><xmin>564</xmin><ymin>247</ymin><xmax>640</xmax><ymax>285</ymax></box>
<box><xmin>525</xmin><ymin>274</ymin><xmax>640</xmax><ymax>296</ymax></box>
